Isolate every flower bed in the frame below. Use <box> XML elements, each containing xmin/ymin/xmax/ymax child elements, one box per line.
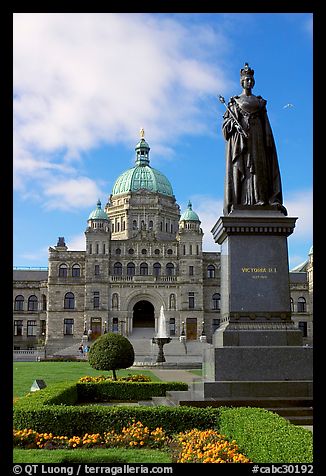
<box><xmin>13</xmin><ymin>421</ymin><xmax>251</xmax><ymax>463</ymax></box>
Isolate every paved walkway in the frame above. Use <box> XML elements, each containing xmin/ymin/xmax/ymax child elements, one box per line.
<box><xmin>150</xmin><ymin>369</ymin><xmax>202</xmax><ymax>383</ymax></box>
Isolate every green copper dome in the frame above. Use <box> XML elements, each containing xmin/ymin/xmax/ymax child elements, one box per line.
<box><xmin>88</xmin><ymin>199</ymin><xmax>109</xmax><ymax>220</ymax></box>
<box><xmin>180</xmin><ymin>201</ymin><xmax>200</xmax><ymax>221</ymax></box>
<box><xmin>112</xmin><ymin>135</ymin><xmax>173</xmax><ymax>197</ymax></box>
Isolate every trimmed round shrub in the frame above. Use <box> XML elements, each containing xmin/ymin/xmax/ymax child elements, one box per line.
<box><xmin>88</xmin><ymin>333</ymin><xmax>135</xmax><ymax>380</ymax></box>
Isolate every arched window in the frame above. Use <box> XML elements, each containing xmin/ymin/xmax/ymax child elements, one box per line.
<box><xmin>72</xmin><ymin>264</ymin><xmax>80</xmax><ymax>277</ymax></box>
<box><xmin>166</xmin><ymin>263</ymin><xmax>175</xmax><ymax>276</ymax></box>
<box><xmin>207</xmin><ymin>265</ymin><xmax>215</xmax><ymax>278</ymax></box>
<box><xmin>153</xmin><ymin>262</ymin><xmax>161</xmax><ymax>276</ymax></box>
<box><xmin>28</xmin><ymin>295</ymin><xmax>38</xmax><ymax>311</ymax></box>
<box><xmin>127</xmin><ymin>262</ymin><xmax>135</xmax><ymax>276</ymax></box>
<box><xmin>113</xmin><ymin>262</ymin><xmax>123</xmax><ymax>276</ymax></box>
<box><xmin>212</xmin><ymin>293</ymin><xmax>221</xmax><ymax>310</ymax></box>
<box><xmin>64</xmin><ymin>292</ymin><xmax>75</xmax><ymax>309</ymax></box>
<box><xmin>14</xmin><ymin>295</ymin><xmax>24</xmax><ymax>311</ymax></box>
<box><xmin>297</xmin><ymin>297</ymin><xmax>306</xmax><ymax>313</ymax></box>
<box><xmin>59</xmin><ymin>264</ymin><xmax>68</xmax><ymax>277</ymax></box>
<box><xmin>140</xmin><ymin>262</ymin><xmax>148</xmax><ymax>276</ymax></box>
<box><xmin>290</xmin><ymin>297</ymin><xmax>294</xmax><ymax>312</ymax></box>
<box><xmin>112</xmin><ymin>293</ymin><xmax>119</xmax><ymax>310</ymax></box>
<box><xmin>149</xmin><ymin>220</ymin><xmax>153</xmax><ymax>230</ymax></box>
<box><xmin>133</xmin><ymin>220</ymin><xmax>137</xmax><ymax>230</ymax></box>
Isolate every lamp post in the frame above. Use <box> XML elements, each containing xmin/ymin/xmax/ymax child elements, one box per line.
<box><xmin>200</xmin><ymin>320</ymin><xmax>207</xmax><ymax>343</ymax></box>
<box><xmin>104</xmin><ymin>321</ymin><xmax>107</xmax><ymax>334</ymax></box>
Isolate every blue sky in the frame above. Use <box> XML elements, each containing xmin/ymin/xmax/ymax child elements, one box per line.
<box><xmin>13</xmin><ymin>13</ymin><xmax>313</xmax><ymax>269</ymax></box>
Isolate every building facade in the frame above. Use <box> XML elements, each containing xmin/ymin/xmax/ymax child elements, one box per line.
<box><xmin>13</xmin><ymin>135</ymin><xmax>313</xmax><ymax>356</ymax></box>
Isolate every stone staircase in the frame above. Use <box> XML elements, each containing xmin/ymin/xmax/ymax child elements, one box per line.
<box><xmin>45</xmin><ymin>330</ymin><xmax>209</xmax><ymax>366</ymax></box>
<box><xmin>151</xmin><ymin>386</ymin><xmax>313</xmax><ymax>426</ymax></box>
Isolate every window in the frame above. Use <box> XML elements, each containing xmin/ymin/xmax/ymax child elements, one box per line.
<box><xmin>112</xmin><ymin>317</ymin><xmax>119</xmax><ymax>332</ymax></box>
<box><xmin>196</xmin><ymin>244</ymin><xmax>199</xmax><ymax>255</ymax></box>
<box><xmin>166</xmin><ymin>263</ymin><xmax>175</xmax><ymax>276</ymax></box>
<box><xmin>96</xmin><ymin>243</ymin><xmax>99</xmax><ymax>254</ymax></box>
<box><xmin>141</xmin><ymin>248</ymin><xmax>147</xmax><ymax>255</ymax></box>
<box><xmin>290</xmin><ymin>298</ymin><xmax>294</xmax><ymax>312</ymax></box>
<box><xmin>189</xmin><ymin>266</ymin><xmax>194</xmax><ymax>276</ymax></box>
<box><xmin>94</xmin><ymin>264</ymin><xmax>100</xmax><ymax>276</ymax></box>
<box><xmin>153</xmin><ymin>262</ymin><xmax>161</xmax><ymax>276</ymax></box>
<box><xmin>89</xmin><ymin>244</ymin><xmax>92</xmax><ymax>254</ymax></box>
<box><xmin>212</xmin><ymin>293</ymin><xmax>221</xmax><ymax>310</ymax></box>
<box><xmin>112</xmin><ymin>293</ymin><xmax>119</xmax><ymax>310</ymax></box>
<box><xmin>128</xmin><ymin>248</ymin><xmax>134</xmax><ymax>255</ymax></box>
<box><xmin>149</xmin><ymin>221</ymin><xmax>153</xmax><ymax>230</ymax></box>
<box><xmin>41</xmin><ymin>294</ymin><xmax>47</xmax><ymax>311</ymax></box>
<box><xmin>167</xmin><ymin>249</ymin><xmax>173</xmax><ymax>255</ymax></box>
<box><xmin>140</xmin><ymin>262</ymin><xmax>148</xmax><ymax>276</ymax></box>
<box><xmin>14</xmin><ymin>320</ymin><xmax>23</xmax><ymax>336</ymax></box>
<box><xmin>113</xmin><ymin>262</ymin><xmax>123</xmax><ymax>276</ymax></box>
<box><xmin>59</xmin><ymin>264</ymin><xmax>68</xmax><ymax>277</ymax></box>
<box><xmin>116</xmin><ymin>248</ymin><xmax>121</xmax><ymax>255</ymax></box>
<box><xmin>14</xmin><ymin>295</ymin><xmax>24</xmax><ymax>311</ymax></box>
<box><xmin>127</xmin><ymin>262</ymin><xmax>135</xmax><ymax>276</ymax></box>
<box><xmin>189</xmin><ymin>245</ymin><xmax>193</xmax><ymax>255</ymax></box>
<box><xmin>183</xmin><ymin>245</ymin><xmax>186</xmax><ymax>255</ymax></box>
<box><xmin>64</xmin><ymin>292</ymin><xmax>75</xmax><ymax>309</ymax></box>
<box><xmin>27</xmin><ymin>320</ymin><xmax>37</xmax><ymax>336</ymax></box>
<box><xmin>64</xmin><ymin>318</ymin><xmax>74</xmax><ymax>335</ymax></box>
<box><xmin>103</xmin><ymin>243</ymin><xmax>106</xmax><ymax>254</ymax></box>
<box><xmin>133</xmin><ymin>220</ymin><xmax>137</xmax><ymax>230</ymax></box>
<box><xmin>154</xmin><ymin>248</ymin><xmax>160</xmax><ymax>255</ymax></box>
<box><xmin>189</xmin><ymin>292</ymin><xmax>195</xmax><ymax>309</ymax></box>
<box><xmin>72</xmin><ymin>264</ymin><xmax>80</xmax><ymax>277</ymax></box>
<box><xmin>28</xmin><ymin>295</ymin><xmax>38</xmax><ymax>311</ymax></box>
<box><xmin>297</xmin><ymin>297</ymin><xmax>306</xmax><ymax>313</ymax></box>
<box><xmin>212</xmin><ymin>318</ymin><xmax>221</xmax><ymax>334</ymax></box>
<box><xmin>169</xmin><ymin>318</ymin><xmax>176</xmax><ymax>336</ymax></box>
<box><xmin>298</xmin><ymin>321</ymin><xmax>308</xmax><ymax>337</ymax></box>
<box><xmin>40</xmin><ymin>320</ymin><xmax>46</xmax><ymax>336</ymax></box>
<box><xmin>93</xmin><ymin>291</ymin><xmax>100</xmax><ymax>309</ymax></box>
<box><xmin>207</xmin><ymin>265</ymin><xmax>216</xmax><ymax>278</ymax></box>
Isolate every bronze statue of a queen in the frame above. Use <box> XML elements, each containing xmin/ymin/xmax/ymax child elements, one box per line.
<box><xmin>222</xmin><ymin>63</ymin><xmax>286</xmax><ymax>215</ymax></box>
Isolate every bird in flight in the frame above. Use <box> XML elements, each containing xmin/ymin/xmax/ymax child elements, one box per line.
<box><xmin>283</xmin><ymin>103</ymin><xmax>295</xmax><ymax>109</ymax></box>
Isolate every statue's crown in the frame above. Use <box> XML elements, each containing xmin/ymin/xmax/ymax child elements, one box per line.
<box><xmin>240</xmin><ymin>62</ymin><xmax>254</xmax><ymax>78</ymax></box>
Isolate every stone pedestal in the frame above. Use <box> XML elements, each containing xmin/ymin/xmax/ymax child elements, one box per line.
<box><xmin>203</xmin><ymin>206</ymin><xmax>313</xmax><ymax>399</ymax></box>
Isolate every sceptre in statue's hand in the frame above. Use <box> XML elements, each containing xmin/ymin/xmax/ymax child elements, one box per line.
<box><xmin>218</xmin><ymin>95</ymin><xmax>248</xmax><ymax>138</ymax></box>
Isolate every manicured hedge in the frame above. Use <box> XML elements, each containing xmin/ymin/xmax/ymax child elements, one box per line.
<box><xmin>13</xmin><ymin>382</ymin><xmax>219</xmax><ymax>436</ymax></box>
<box><xmin>13</xmin><ymin>383</ymin><xmax>313</xmax><ymax>463</ymax></box>
<box><xmin>218</xmin><ymin>406</ymin><xmax>313</xmax><ymax>463</ymax></box>
<box><xmin>77</xmin><ymin>381</ymin><xmax>188</xmax><ymax>401</ymax></box>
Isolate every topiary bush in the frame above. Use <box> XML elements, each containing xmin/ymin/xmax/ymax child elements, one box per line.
<box><xmin>88</xmin><ymin>333</ymin><xmax>135</xmax><ymax>380</ymax></box>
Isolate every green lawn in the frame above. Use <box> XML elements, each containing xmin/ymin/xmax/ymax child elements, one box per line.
<box><xmin>13</xmin><ymin>448</ymin><xmax>172</xmax><ymax>463</ymax></box>
<box><xmin>13</xmin><ymin>362</ymin><xmax>160</xmax><ymax>398</ymax></box>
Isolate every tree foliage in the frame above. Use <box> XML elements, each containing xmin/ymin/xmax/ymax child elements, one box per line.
<box><xmin>88</xmin><ymin>333</ymin><xmax>135</xmax><ymax>380</ymax></box>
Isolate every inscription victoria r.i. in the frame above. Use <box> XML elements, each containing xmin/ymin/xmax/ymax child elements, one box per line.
<box><xmin>241</xmin><ymin>267</ymin><xmax>277</xmax><ymax>273</ymax></box>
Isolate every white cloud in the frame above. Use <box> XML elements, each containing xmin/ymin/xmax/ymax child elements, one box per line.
<box><xmin>183</xmin><ymin>195</ymin><xmax>224</xmax><ymax>251</ymax></box>
<box><xmin>13</xmin><ymin>13</ymin><xmax>231</xmax><ymax>209</ymax></box>
<box><xmin>43</xmin><ymin>177</ymin><xmax>105</xmax><ymax>211</ymax></box>
<box><xmin>284</xmin><ymin>189</ymin><xmax>313</xmax><ymax>239</ymax></box>
<box><xmin>67</xmin><ymin>233</ymin><xmax>86</xmax><ymax>251</ymax></box>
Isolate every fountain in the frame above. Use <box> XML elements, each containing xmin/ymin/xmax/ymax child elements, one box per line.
<box><xmin>152</xmin><ymin>306</ymin><xmax>171</xmax><ymax>363</ymax></box>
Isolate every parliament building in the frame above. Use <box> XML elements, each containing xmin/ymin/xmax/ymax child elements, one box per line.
<box><xmin>13</xmin><ymin>134</ymin><xmax>313</xmax><ymax>357</ymax></box>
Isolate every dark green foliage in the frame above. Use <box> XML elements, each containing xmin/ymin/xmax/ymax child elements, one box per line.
<box><xmin>88</xmin><ymin>333</ymin><xmax>135</xmax><ymax>379</ymax></box>
<box><xmin>77</xmin><ymin>381</ymin><xmax>188</xmax><ymax>401</ymax></box>
<box><xmin>14</xmin><ymin>383</ymin><xmax>313</xmax><ymax>462</ymax></box>
<box><xmin>217</xmin><ymin>406</ymin><xmax>313</xmax><ymax>463</ymax></box>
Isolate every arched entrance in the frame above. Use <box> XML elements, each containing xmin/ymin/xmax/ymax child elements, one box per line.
<box><xmin>133</xmin><ymin>300</ymin><xmax>155</xmax><ymax>328</ymax></box>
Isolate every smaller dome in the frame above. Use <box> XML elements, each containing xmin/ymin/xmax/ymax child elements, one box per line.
<box><xmin>180</xmin><ymin>201</ymin><xmax>200</xmax><ymax>222</ymax></box>
<box><xmin>88</xmin><ymin>199</ymin><xmax>109</xmax><ymax>220</ymax></box>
